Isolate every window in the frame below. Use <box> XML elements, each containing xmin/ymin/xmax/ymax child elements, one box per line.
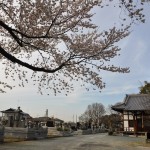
<box><xmin>128</xmin><ymin>120</ymin><xmax>134</xmax><ymax>127</ymax></box>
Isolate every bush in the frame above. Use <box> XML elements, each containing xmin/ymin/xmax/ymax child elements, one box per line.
<box><xmin>64</xmin><ymin>128</ymin><xmax>70</xmax><ymax>131</ymax></box>
<box><xmin>57</xmin><ymin>127</ymin><xmax>63</xmax><ymax>131</ymax></box>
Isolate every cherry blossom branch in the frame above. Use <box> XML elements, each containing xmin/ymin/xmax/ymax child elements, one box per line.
<box><xmin>0</xmin><ymin>46</ymin><xmax>71</xmax><ymax>73</ymax></box>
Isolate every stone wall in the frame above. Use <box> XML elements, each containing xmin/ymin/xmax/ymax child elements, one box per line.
<box><xmin>73</xmin><ymin>129</ymin><xmax>106</xmax><ymax>135</ymax></box>
<box><xmin>48</xmin><ymin>127</ymin><xmax>63</xmax><ymax>137</ymax></box>
<box><xmin>4</xmin><ymin>127</ymin><xmax>48</xmax><ymax>140</ymax></box>
<box><xmin>47</xmin><ymin>127</ymin><xmax>72</xmax><ymax>137</ymax></box>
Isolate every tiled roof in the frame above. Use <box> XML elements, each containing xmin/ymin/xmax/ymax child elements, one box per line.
<box><xmin>33</xmin><ymin>117</ymin><xmax>64</xmax><ymax>122</ymax></box>
<box><xmin>0</xmin><ymin>108</ymin><xmax>22</xmax><ymax>113</ymax></box>
<box><xmin>54</xmin><ymin>118</ymin><xmax>64</xmax><ymax>122</ymax></box>
<box><xmin>0</xmin><ymin>107</ymin><xmax>31</xmax><ymax>117</ymax></box>
<box><xmin>112</xmin><ymin>94</ymin><xmax>150</xmax><ymax>112</ymax></box>
<box><xmin>33</xmin><ymin>117</ymin><xmax>52</xmax><ymax>122</ymax></box>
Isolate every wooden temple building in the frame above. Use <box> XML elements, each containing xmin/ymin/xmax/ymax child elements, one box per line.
<box><xmin>112</xmin><ymin>94</ymin><xmax>150</xmax><ymax>134</ymax></box>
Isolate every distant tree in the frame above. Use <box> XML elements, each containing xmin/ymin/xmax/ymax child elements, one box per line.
<box><xmin>139</xmin><ymin>81</ymin><xmax>150</xmax><ymax>94</ymax></box>
<box><xmin>101</xmin><ymin>113</ymin><xmax>122</xmax><ymax>130</ymax></box>
<box><xmin>0</xmin><ymin>0</ymin><xmax>147</xmax><ymax>94</ymax></box>
<box><xmin>79</xmin><ymin>102</ymin><xmax>105</xmax><ymax>128</ymax></box>
<box><xmin>100</xmin><ymin>105</ymin><xmax>122</xmax><ymax>130</ymax></box>
<box><xmin>79</xmin><ymin>113</ymin><xmax>89</xmax><ymax>124</ymax></box>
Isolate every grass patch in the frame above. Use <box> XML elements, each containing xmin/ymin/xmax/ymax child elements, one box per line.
<box><xmin>4</xmin><ymin>138</ymin><xmax>25</xmax><ymax>143</ymax></box>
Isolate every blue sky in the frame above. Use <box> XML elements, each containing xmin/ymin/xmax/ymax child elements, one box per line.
<box><xmin>0</xmin><ymin>3</ymin><xmax>150</xmax><ymax>122</ymax></box>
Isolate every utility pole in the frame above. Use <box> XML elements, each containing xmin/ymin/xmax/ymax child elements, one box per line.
<box><xmin>76</xmin><ymin>115</ymin><xmax>77</xmax><ymax>123</ymax></box>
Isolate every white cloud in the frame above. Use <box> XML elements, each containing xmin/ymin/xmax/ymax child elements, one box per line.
<box><xmin>65</xmin><ymin>87</ymin><xmax>85</xmax><ymax>104</ymax></box>
<box><xmin>133</xmin><ymin>40</ymin><xmax>147</xmax><ymax>64</ymax></box>
<box><xmin>101</xmin><ymin>84</ymin><xmax>138</xmax><ymax>95</ymax></box>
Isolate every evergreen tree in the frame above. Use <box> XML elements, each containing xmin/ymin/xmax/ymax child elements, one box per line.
<box><xmin>139</xmin><ymin>81</ymin><xmax>150</xmax><ymax>94</ymax></box>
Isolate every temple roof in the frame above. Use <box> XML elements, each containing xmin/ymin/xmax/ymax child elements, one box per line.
<box><xmin>112</xmin><ymin>94</ymin><xmax>150</xmax><ymax>112</ymax></box>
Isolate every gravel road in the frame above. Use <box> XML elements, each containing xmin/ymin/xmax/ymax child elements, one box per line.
<box><xmin>0</xmin><ymin>133</ymin><xmax>150</xmax><ymax>150</ymax></box>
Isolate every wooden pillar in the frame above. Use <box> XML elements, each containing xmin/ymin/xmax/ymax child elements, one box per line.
<box><xmin>142</xmin><ymin>112</ymin><xmax>144</xmax><ymax>128</ymax></box>
<box><xmin>133</xmin><ymin>113</ymin><xmax>137</xmax><ymax>135</ymax></box>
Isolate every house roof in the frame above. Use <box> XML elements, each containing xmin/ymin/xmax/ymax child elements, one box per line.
<box><xmin>33</xmin><ymin>117</ymin><xmax>64</xmax><ymax>123</ymax></box>
<box><xmin>112</xmin><ymin>94</ymin><xmax>150</xmax><ymax>112</ymax></box>
<box><xmin>33</xmin><ymin>117</ymin><xmax>52</xmax><ymax>122</ymax></box>
<box><xmin>54</xmin><ymin>118</ymin><xmax>64</xmax><ymax>123</ymax></box>
<box><xmin>1</xmin><ymin>107</ymin><xmax>31</xmax><ymax>118</ymax></box>
<box><xmin>1</xmin><ymin>108</ymin><xmax>22</xmax><ymax>113</ymax></box>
